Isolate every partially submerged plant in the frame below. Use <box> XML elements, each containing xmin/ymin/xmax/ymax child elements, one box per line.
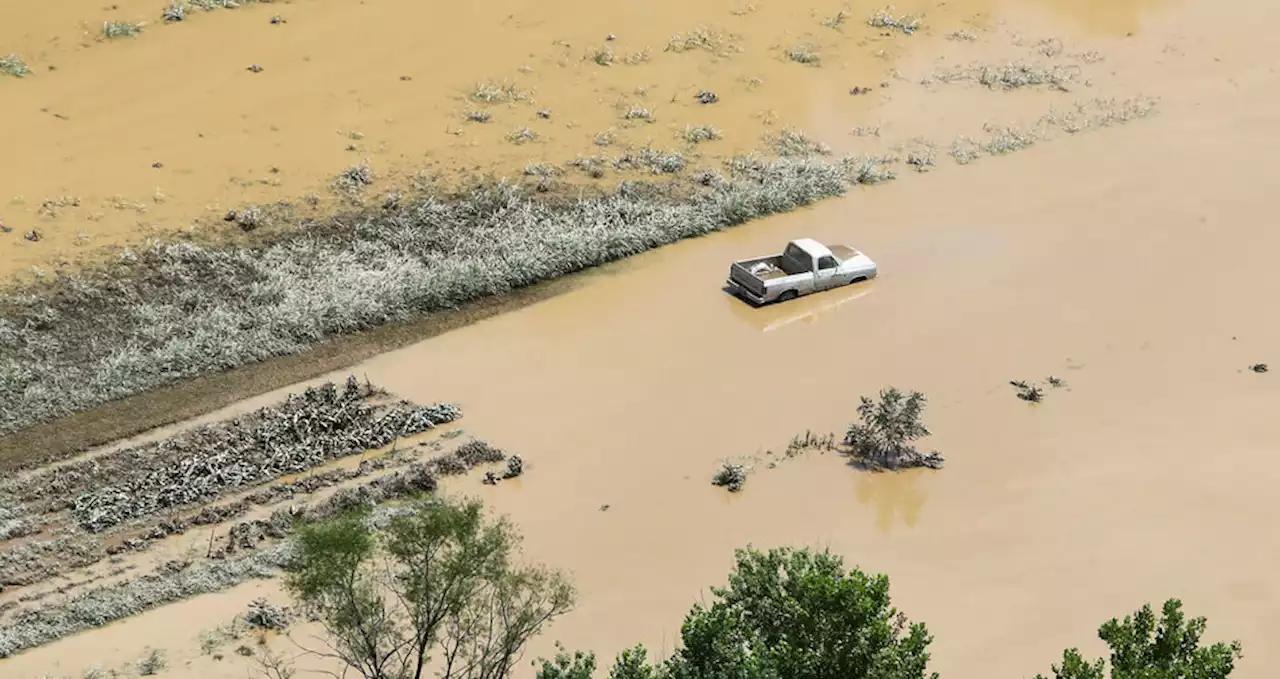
<box><xmin>983</xmin><ymin>124</ymin><xmax>1038</xmax><ymax>155</ymax></box>
<box><xmin>665</xmin><ymin>25</ymin><xmax>733</xmax><ymax>54</ymax></box>
<box><xmin>901</xmin><ymin>139</ymin><xmax>937</xmax><ymax>172</ymax></box>
<box><xmin>332</xmin><ymin>161</ymin><xmax>375</xmax><ymax>193</ymax></box>
<box><xmin>593</xmin><ymin>129</ymin><xmax>617</xmax><ymax>146</ymax></box>
<box><xmin>162</xmin><ymin>2</ymin><xmax>187</xmax><ymax>22</ymax></box>
<box><xmin>843</xmin><ymin>387</ymin><xmax>943</xmax><ymax>470</ymax></box>
<box><xmin>622</xmin><ymin>103</ymin><xmax>654</xmax><ymax>122</ymax></box>
<box><xmin>949</xmin><ymin>136</ymin><xmax>982</xmax><ymax>165</ymax></box>
<box><xmin>612</xmin><ymin>147</ymin><xmax>686</xmax><ymax>174</ymax></box>
<box><xmin>136</xmin><ymin>648</ymin><xmax>167</xmax><ymax>676</ymax></box>
<box><xmin>787</xmin><ymin>44</ymin><xmax>822</xmax><ymax>65</ymax></box>
<box><xmin>681</xmin><ymin>124</ymin><xmax>722</xmax><ymax>144</ymax></box>
<box><xmin>1010</xmin><ymin>379</ymin><xmax>1046</xmax><ymax>402</ymax></box>
<box><xmin>102</xmin><ymin>21</ymin><xmax>146</xmax><ymax>39</ymax></box>
<box><xmin>591</xmin><ymin>45</ymin><xmax>614</xmax><ymax>66</ymax></box>
<box><xmin>947</xmin><ymin>29</ymin><xmax>978</xmax><ymax>41</ymax></box>
<box><xmin>465</xmin><ymin>109</ymin><xmax>492</xmax><ymax>123</ymax></box>
<box><xmin>506</xmin><ymin>127</ymin><xmax>539</xmax><ymax>144</ymax></box>
<box><xmin>469</xmin><ymin>79</ymin><xmax>530</xmax><ymax>104</ymax></box>
<box><xmin>868</xmin><ymin>7</ymin><xmax>922</xmax><ymax>35</ymax></box>
<box><xmin>244</xmin><ymin>598</ymin><xmax>290</xmax><ymax>630</ymax></box>
<box><xmin>822</xmin><ymin>8</ymin><xmax>851</xmax><ymax>29</ymax></box>
<box><xmin>0</xmin><ymin>54</ymin><xmax>32</xmax><ymax>78</ymax></box>
<box><xmin>978</xmin><ymin>61</ymin><xmax>1078</xmax><ymax>91</ymax></box>
<box><xmin>712</xmin><ymin>462</ymin><xmax>749</xmax><ymax>492</ymax></box>
<box><xmin>766</xmin><ymin>126</ymin><xmax>831</xmax><ymax>157</ymax></box>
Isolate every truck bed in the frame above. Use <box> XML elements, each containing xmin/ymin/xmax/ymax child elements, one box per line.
<box><xmin>736</xmin><ymin>256</ymin><xmax>792</xmax><ymax>281</ymax></box>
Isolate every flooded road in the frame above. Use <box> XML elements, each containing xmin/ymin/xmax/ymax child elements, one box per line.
<box><xmin>352</xmin><ymin>14</ymin><xmax>1280</xmax><ymax>677</ymax></box>
<box><xmin>5</xmin><ymin>0</ymin><xmax>1280</xmax><ymax>677</ymax></box>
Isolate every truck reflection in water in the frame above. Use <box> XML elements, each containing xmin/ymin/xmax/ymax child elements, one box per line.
<box><xmin>725</xmin><ymin>279</ymin><xmax>876</xmax><ymax>333</ymax></box>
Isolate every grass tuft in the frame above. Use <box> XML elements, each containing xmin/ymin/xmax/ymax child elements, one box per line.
<box><xmin>868</xmin><ymin>7</ymin><xmax>923</xmax><ymax>35</ymax></box>
<box><xmin>612</xmin><ymin>147</ymin><xmax>687</xmax><ymax>174</ymax></box>
<box><xmin>0</xmin><ymin>54</ymin><xmax>32</xmax><ymax>78</ymax></box>
<box><xmin>332</xmin><ymin>161</ymin><xmax>375</xmax><ymax>193</ymax></box>
<box><xmin>622</xmin><ymin>103</ymin><xmax>655</xmax><ymax>122</ymax></box>
<box><xmin>664</xmin><ymin>26</ymin><xmax>735</xmax><ymax>55</ymax></box>
<box><xmin>506</xmin><ymin>127</ymin><xmax>539</xmax><ymax>144</ymax></box>
<box><xmin>765</xmin><ymin>126</ymin><xmax>831</xmax><ymax>157</ymax></box>
<box><xmin>102</xmin><ymin>21</ymin><xmax>146</xmax><ymax>39</ymax></box>
<box><xmin>822</xmin><ymin>8</ymin><xmax>851</xmax><ymax>29</ymax></box>
<box><xmin>136</xmin><ymin>648</ymin><xmax>167</xmax><ymax>676</ymax></box>
<box><xmin>591</xmin><ymin>45</ymin><xmax>614</xmax><ymax>66</ymax></box>
<box><xmin>681</xmin><ymin>124</ymin><xmax>722</xmax><ymax>144</ymax></box>
<box><xmin>469</xmin><ymin>80</ymin><xmax>531</xmax><ymax>104</ymax></box>
<box><xmin>786</xmin><ymin>44</ymin><xmax>822</xmax><ymax>65</ymax></box>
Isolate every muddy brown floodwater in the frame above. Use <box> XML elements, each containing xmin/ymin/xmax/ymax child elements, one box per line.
<box><xmin>5</xmin><ymin>0</ymin><xmax>1280</xmax><ymax>677</ymax></box>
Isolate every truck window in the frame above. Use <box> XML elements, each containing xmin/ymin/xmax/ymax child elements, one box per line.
<box><xmin>818</xmin><ymin>256</ymin><xmax>837</xmax><ymax>270</ymax></box>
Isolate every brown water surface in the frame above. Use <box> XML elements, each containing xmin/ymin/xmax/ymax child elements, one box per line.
<box><xmin>5</xmin><ymin>0</ymin><xmax>1280</xmax><ymax>677</ymax></box>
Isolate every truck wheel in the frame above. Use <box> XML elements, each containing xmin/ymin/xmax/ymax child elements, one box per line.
<box><xmin>777</xmin><ymin>290</ymin><xmax>799</xmax><ymax>303</ymax></box>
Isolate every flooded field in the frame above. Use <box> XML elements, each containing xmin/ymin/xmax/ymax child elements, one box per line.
<box><xmin>3</xmin><ymin>0</ymin><xmax>1280</xmax><ymax>677</ymax></box>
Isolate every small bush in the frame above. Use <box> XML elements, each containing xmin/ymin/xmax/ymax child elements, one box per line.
<box><xmin>712</xmin><ymin>462</ymin><xmax>748</xmax><ymax>492</ymax></box>
<box><xmin>332</xmin><ymin>161</ymin><xmax>375</xmax><ymax>193</ymax></box>
<box><xmin>665</xmin><ymin>26</ymin><xmax>733</xmax><ymax>54</ymax></box>
<box><xmin>136</xmin><ymin>648</ymin><xmax>167</xmax><ymax>676</ymax></box>
<box><xmin>591</xmin><ymin>46</ymin><xmax>614</xmax><ymax>66</ymax></box>
<box><xmin>465</xmin><ymin>109</ymin><xmax>492</xmax><ymax>123</ymax></box>
<box><xmin>244</xmin><ymin>598</ymin><xmax>290</xmax><ymax>630</ymax></box>
<box><xmin>949</xmin><ymin>136</ymin><xmax>982</xmax><ymax>164</ymax></box>
<box><xmin>469</xmin><ymin>80</ymin><xmax>530</xmax><ymax>104</ymax></box>
<box><xmin>622</xmin><ymin>104</ymin><xmax>654</xmax><ymax>122</ymax></box>
<box><xmin>982</xmin><ymin>124</ymin><xmax>1038</xmax><ymax>155</ymax></box>
<box><xmin>787</xmin><ymin>44</ymin><xmax>821</xmax><ymax>65</ymax></box>
<box><xmin>593</xmin><ymin>129</ymin><xmax>616</xmax><ymax>146</ymax></box>
<box><xmin>843</xmin><ymin>387</ymin><xmax>944</xmax><ymax>469</ymax></box>
<box><xmin>506</xmin><ymin>127</ymin><xmax>539</xmax><ymax>144</ymax></box>
<box><xmin>102</xmin><ymin>21</ymin><xmax>145</xmax><ymax>39</ymax></box>
<box><xmin>0</xmin><ymin>54</ymin><xmax>32</xmax><ymax>78</ymax></box>
<box><xmin>765</xmin><ymin>126</ymin><xmax>831</xmax><ymax>157</ymax></box>
<box><xmin>681</xmin><ymin>124</ymin><xmax>722</xmax><ymax>144</ymax></box>
<box><xmin>822</xmin><ymin>8</ymin><xmax>851</xmax><ymax>29</ymax></box>
<box><xmin>868</xmin><ymin>7</ymin><xmax>922</xmax><ymax>35</ymax></box>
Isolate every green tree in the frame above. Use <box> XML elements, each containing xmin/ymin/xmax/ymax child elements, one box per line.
<box><xmin>1038</xmin><ymin>599</ymin><xmax>1242</xmax><ymax>679</ymax></box>
<box><xmin>285</xmin><ymin>496</ymin><xmax>575</xmax><ymax>679</ymax></box>
<box><xmin>663</xmin><ymin>546</ymin><xmax>936</xmax><ymax>679</ymax></box>
<box><xmin>844</xmin><ymin>388</ymin><xmax>943</xmax><ymax>470</ymax></box>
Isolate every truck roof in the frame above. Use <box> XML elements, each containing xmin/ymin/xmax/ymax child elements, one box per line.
<box><xmin>790</xmin><ymin>238</ymin><xmax>833</xmax><ymax>259</ymax></box>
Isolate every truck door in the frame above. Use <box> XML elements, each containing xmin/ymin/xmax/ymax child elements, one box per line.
<box><xmin>815</xmin><ymin>255</ymin><xmax>840</xmax><ymax>291</ymax></box>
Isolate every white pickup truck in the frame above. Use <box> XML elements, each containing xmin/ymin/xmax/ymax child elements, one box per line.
<box><xmin>726</xmin><ymin>238</ymin><xmax>878</xmax><ymax>305</ymax></box>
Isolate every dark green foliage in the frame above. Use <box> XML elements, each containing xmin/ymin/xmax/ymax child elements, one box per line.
<box><xmin>1037</xmin><ymin>599</ymin><xmax>1243</xmax><ymax>679</ymax></box>
<box><xmin>844</xmin><ymin>388</ymin><xmax>944</xmax><ymax>469</ymax></box>
<box><xmin>536</xmin><ymin>643</ymin><xmax>598</xmax><ymax>679</ymax></box>
<box><xmin>285</xmin><ymin>496</ymin><xmax>574</xmax><ymax>679</ymax></box>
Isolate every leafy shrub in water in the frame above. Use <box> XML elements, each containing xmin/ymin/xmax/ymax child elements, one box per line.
<box><xmin>844</xmin><ymin>387</ymin><xmax>943</xmax><ymax>469</ymax></box>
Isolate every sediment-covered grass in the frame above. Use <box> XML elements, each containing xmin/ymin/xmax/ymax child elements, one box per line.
<box><xmin>0</xmin><ymin>542</ymin><xmax>290</xmax><ymax>659</ymax></box>
<box><xmin>0</xmin><ymin>441</ymin><xmax>508</xmax><ymax>658</ymax></box>
<box><xmin>0</xmin><ymin>153</ymin><xmax>885</xmax><ymax>437</ymax></box>
<box><xmin>6</xmin><ymin>378</ymin><xmax>459</xmax><ymax>533</ymax></box>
